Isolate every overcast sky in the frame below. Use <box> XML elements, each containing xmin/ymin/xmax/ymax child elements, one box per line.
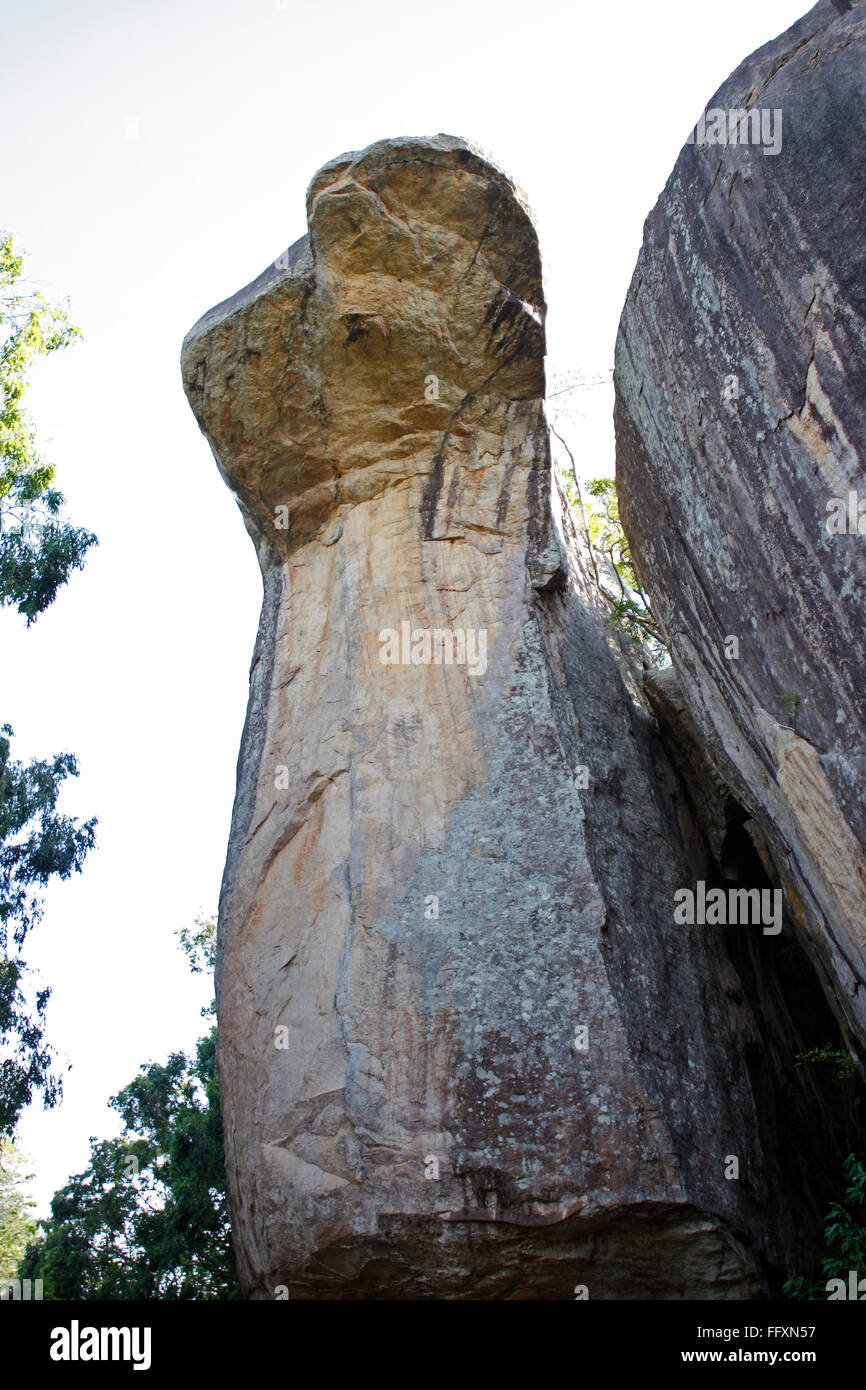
<box><xmin>2</xmin><ymin>0</ymin><xmax>809</xmax><ymax>1215</ymax></box>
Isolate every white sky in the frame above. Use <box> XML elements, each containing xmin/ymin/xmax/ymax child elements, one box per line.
<box><xmin>1</xmin><ymin>0</ymin><xmax>808</xmax><ymax>1216</ymax></box>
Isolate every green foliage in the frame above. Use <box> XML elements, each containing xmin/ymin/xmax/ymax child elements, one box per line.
<box><xmin>177</xmin><ymin>914</ymin><xmax>217</xmax><ymax>1019</ymax></box>
<box><xmin>795</xmin><ymin>1043</ymin><xmax>857</xmax><ymax>1081</ymax></box>
<box><xmin>18</xmin><ymin>1030</ymin><xmax>238</xmax><ymax>1299</ymax></box>
<box><xmin>0</xmin><ymin>233</ymin><xmax>96</xmax><ymax>623</ymax></box>
<box><xmin>822</xmin><ymin>1155</ymin><xmax>866</xmax><ymax>1278</ymax></box>
<box><xmin>19</xmin><ymin>1030</ymin><xmax>238</xmax><ymax>1300</ymax></box>
<box><xmin>0</xmin><ymin>1138</ymin><xmax>36</xmax><ymax>1281</ymax></box>
<box><xmin>547</xmin><ymin>387</ymin><xmax>664</xmax><ymax>663</ymax></box>
<box><xmin>0</xmin><ymin>513</ymin><xmax>97</xmax><ymax>627</ymax></box>
<box><xmin>784</xmin><ymin>1154</ymin><xmax>866</xmax><ymax>1299</ymax></box>
<box><xmin>0</xmin><ymin>723</ymin><xmax>96</xmax><ymax>1135</ymax></box>
<box><xmin>576</xmin><ymin>475</ymin><xmax>667</xmax><ymax>666</ymax></box>
<box><xmin>18</xmin><ymin>923</ymin><xmax>239</xmax><ymax>1299</ymax></box>
<box><xmin>0</xmin><ymin>235</ymin><xmax>97</xmax><ymax>1135</ymax></box>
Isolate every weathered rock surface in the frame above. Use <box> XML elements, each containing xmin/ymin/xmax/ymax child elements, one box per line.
<box><xmin>615</xmin><ymin>0</ymin><xmax>866</xmax><ymax>1058</ymax></box>
<box><xmin>184</xmin><ymin>134</ymin><xmax>851</xmax><ymax>1298</ymax></box>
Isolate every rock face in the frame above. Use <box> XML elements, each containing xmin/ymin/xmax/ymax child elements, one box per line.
<box><xmin>184</xmin><ymin>134</ymin><xmax>851</xmax><ymax>1298</ymax></box>
<box><xmin>615</xmin><ymin>0</ymin><xmax>866</xmax><ymax>1058</ymax></box>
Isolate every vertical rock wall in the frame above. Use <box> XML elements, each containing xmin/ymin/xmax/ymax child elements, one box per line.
<box><xmin>615</xmin><ymin>0</ymin><xmax>866</xmax><ymax>1057</ymax></box>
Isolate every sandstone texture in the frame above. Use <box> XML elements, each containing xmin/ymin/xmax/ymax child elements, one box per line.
<box><xmin>615</xmin><ymin>0</ymin><xmax>866</xmax><ymax>1058</ymax></box>
<box><xmin>183</xmin><ymin>135</ymin><xmax>852</xmax><ymax>1298</ymax></box>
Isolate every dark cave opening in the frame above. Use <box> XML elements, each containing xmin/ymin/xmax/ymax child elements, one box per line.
<box><xmin>713</xmin><ymin>801</ymin><xmax>866</xmax><ymax>1292</ymax></box>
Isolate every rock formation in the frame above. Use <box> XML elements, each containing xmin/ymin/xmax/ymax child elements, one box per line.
<box><xmin>183</xmin><ymin>132</ymin><xmax>857</xmax><ymax>1299</ymax></box>
<box><xmin>616</xmin><ymin>0</ymin><xmax>866</xmax><ymax>1062</ymax></box>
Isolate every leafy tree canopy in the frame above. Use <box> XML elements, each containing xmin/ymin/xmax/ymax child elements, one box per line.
<box><xmin>0</xmin><ymin>725</ymin><xmax>96</xmax><ymax>1136</ymax></box>
<box><xmin>18</xmin><ymin>917</ymin><xmax>238</xmax><ymax>1299</ymax></box>
<box><xmin>582</xmin><ymin>478</ymin><xmax>667</xmax><ymax>665</ymax></box>
<box><xmin>177</xmin><ymin>912</ymin><xmax>217</xmax><ymax>1016</ymax></box>
<box><xmin>0</xmin><ymin>1137</ymin><xmax>36</xmax><ymax>1282</ymax></box>
<box><xmin>0</xmin><ymin>235</ymin><xmax>98</xmax><ymax>1136</ymax></box>
<box><xmin>0</xmin><ymin>233</ymin><xmax>96</xmax><ymax>623</ymax></box>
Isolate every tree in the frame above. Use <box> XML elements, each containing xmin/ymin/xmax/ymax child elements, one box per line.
<box><xmin>0</xmin><ymin>233</ymin><xmax>96</xmax><ymax>623</ymax></box>
<box><xmin>0</xmin><ymin>233</ymin><xmax>98</xmax><ymax>1135</ymax></box>
<box><xmin>583</xmin><ymin>478</ymin><xmax>667</xmax><ymax>665</ymax></box>
<box><xmin>556</xmin><ymin>452</ymin><xmax>667</xmax><ymax>667</ymax></box>
<box><xmin>18</xmin><ymin>917</ymin><xmax>240</xmax><ymax>1299</ymax></box>
<box><xmin>0</xmin><ymin>728</ymin><xmax>96</xmax><ymax>1135</ymax></box>
<box><xmin>0</xmin><ymin>1138</ymin><xmax>36</xmax><ymax>1282</ymax></box>
<box><xmin>177</xmin><ymin>911</ymin><xmax>217</xmax><ymax>1011</ymax></box>
<box><xmin>545</xmin><ymin>365</ymin><xmax>666</xmax><ymax>667</ymax></box>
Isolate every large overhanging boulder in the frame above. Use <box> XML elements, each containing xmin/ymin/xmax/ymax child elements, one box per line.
<box><xmin>183</xmin><ymin>134</ymin><xmax>848</xmax><ymax>1298</ymax></box>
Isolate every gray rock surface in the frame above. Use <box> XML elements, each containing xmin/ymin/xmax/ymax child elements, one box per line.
<box><xmin>615</xmin><ymin>0</ymin><xmax>866</xmax><ymax>1057</ymax></box>
<box><xmin>183</xmin><ymin>134</ymin><xmax>847</xmax><ymax>1298</ymax></box>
